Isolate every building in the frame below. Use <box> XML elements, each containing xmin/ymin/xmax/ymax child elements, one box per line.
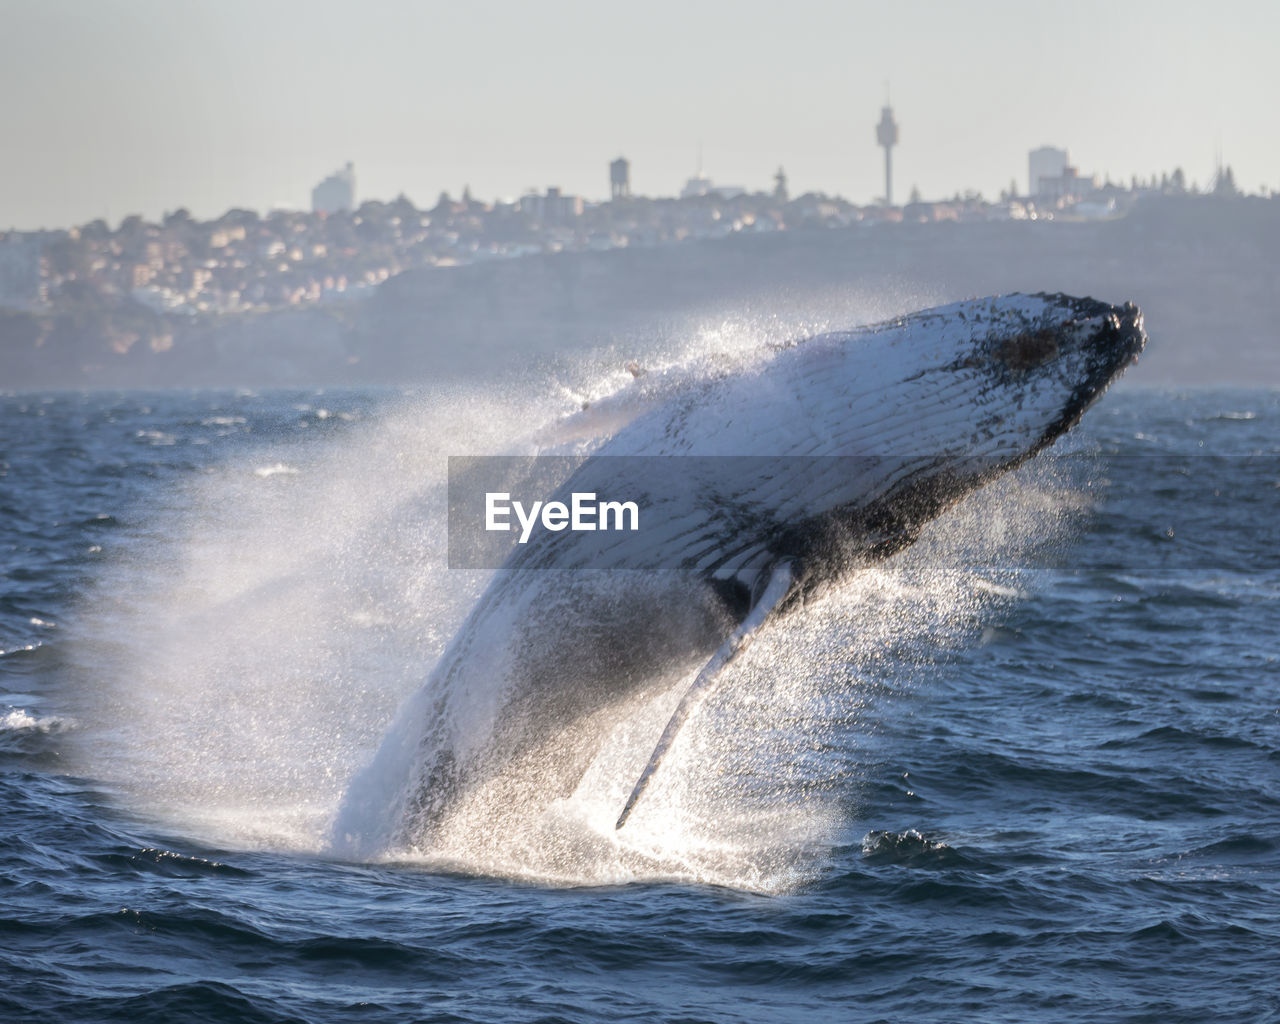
<box><xmin>610</xmin><ymin>157</ymin><xmax>631</xmax><ymax>200</ymax></box>
<box><xmin>678</xmin><ymin>175</ymin><xmax>744</xmax><ymax>200</ymax></box>
<box><xmin>774</xmin><ymin>167</ymin><xmax>789</xmax><ymax>203</ymax></box>
<box><xmin>312</xmin><ymin>162</ymin><xmax>356</xmax><ymax>214</ymax></box>
<box><xmin>519</xmin><ymin>187</ymin><xmax>583</xmax><ymax>223</ymax></box>
<box><xmin>1037</xmin><ymin>165</ymin><xmax>1098</xmax><ymax>205</ymax></box>
<box><xmin>680</xmin><ymin>174</ymin><xmax>712</xmax><ymax>199</ymax></box>
<box><xmin>1028</xmin><ymin>147</ymin><xmax>1068</xmax><ymax>197</ymax></box>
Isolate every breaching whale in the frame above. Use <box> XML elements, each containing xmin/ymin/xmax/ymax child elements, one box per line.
<box><xmin>332</xmin><ymin>292</ymin><xmax>1145</xmax><ymax>855</ymax></box>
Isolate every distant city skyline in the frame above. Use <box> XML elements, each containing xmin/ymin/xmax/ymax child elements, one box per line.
<box><xmin>2</xmin><ymin>0</ymin><xmax>1277</xmax><ymax>231</ymax></box>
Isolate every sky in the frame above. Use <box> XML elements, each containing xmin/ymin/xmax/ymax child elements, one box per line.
<box><xmin>2</xmin><ymin>0</ymin><xmax>1277</xmax><ymax>230</ymax></box>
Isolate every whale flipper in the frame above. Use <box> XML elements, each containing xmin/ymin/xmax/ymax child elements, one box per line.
<box><xmin>615</xmin><ymin>559</ymin><xmax>797</xmax><ymax>829</ymax></box>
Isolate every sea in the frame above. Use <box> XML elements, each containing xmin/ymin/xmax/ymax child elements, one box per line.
<box><xmin>1</xmin><ymin>379</ymin><xmax>1277</xmax><ymax>1023</ymax></box>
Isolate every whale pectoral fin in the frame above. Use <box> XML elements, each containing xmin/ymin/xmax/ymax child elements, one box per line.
<box><xmin>614</xmin><ymin>559</ymin><xmax>797</xmax><ymax>830</ymax></box>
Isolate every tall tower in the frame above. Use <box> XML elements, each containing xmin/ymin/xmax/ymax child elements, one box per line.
<box><xmin>875</xmin><ymin>105</ymin><xmax>899</xmax><ymax>206</ymax></box>
<box><xmin>610</xmin><ymin>156</ymin><xmax>631</xmax><ymax>200</ymax></box>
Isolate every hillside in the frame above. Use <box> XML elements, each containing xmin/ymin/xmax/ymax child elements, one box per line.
<box><xmin>4</xmin><ymin>196</ymin><xmax>1276</xmax><ymax>389</ymax></box>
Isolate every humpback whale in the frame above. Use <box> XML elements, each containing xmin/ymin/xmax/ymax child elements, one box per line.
<box><xmin>333</xmin><ymin>292</ymin><xmax>1145</xmax><ymax>855</ymax></box>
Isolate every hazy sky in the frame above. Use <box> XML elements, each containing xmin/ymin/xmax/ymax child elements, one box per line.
<box><xmin>3</xmin><ymin>0</ymin><xmax>1277</xmax><ymax>230</ymax></box>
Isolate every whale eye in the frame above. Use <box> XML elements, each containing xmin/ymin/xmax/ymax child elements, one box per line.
<box><xmin>998</xmin><ymin>328</ymin><xmax>1059</xmax><ymax>372</ymax></box>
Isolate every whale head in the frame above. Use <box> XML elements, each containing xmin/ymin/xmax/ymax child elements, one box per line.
<box><xmin>958</xmin><ymin>291</ymin><xmax>1146</xmax><ymax>457</ymax></box>
<box><xmin>788</xmin><ymin>291</ymin><xmax>1146</xmax><ymax>464</ymax></box>
<box><xmin>727</xmin><ymin>291</ymin><xmax>1148</xmax><ymax>582</ymax></box>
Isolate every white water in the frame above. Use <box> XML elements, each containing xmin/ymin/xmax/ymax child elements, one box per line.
<box><xmin>70</xmin><ymin>309</ymin><xmax>1091</xmax><ymax>892</ymax></box>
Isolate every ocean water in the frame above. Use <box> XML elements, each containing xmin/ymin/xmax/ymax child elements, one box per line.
<box><xmin>2</xmin><ymin>382</ymin><xmax>1278</xmax><ymax>1023</ymax></box>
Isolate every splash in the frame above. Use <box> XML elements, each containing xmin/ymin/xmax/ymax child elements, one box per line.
<box><xmin>70</xmin><ymin>305</ymin><xmax>1091</xmax><ymax>891</ymax></box>
<box><xmin>2</xmin><ymin>707</ymin><xmax>74</xmax><ymax>733</ymax></box>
